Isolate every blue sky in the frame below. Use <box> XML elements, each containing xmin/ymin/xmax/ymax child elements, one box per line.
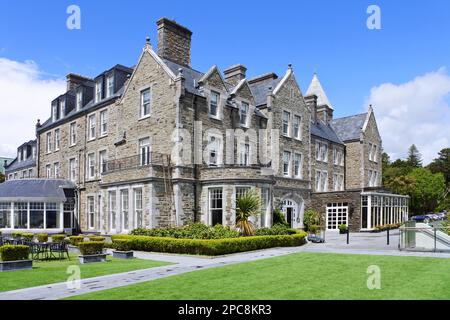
<box><xmin>1</xmin><ymin>0</ymin><xmax>450</xmax><ymax>162</ymax></box>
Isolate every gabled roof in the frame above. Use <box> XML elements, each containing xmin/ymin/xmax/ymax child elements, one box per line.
<box><xmin>248</xmin><ymin>75</ymin><xmax>281</xmax><ymax>107</ymax></box>
<box><xmin>0</xmin><ymin>179</ymin><xmax>76</xmax><ymax>202</ymax></box>
<box><xmin>311</xmin><ymin>120</ymin><xmax>343</xmax><ymax>145</ymax></box>
<box><xmin>4</xmin><ymin>157</ymin><xmax>36</xmax><ymax>173</ymax></box>
<box><xmin>331</xmin><ymin>113</ymin><xmax>368</xmax><ymax>142</ymax></box>
<box><xmin>306</xmin><ymin>73</ymin><xmax>333</xmax><ymax>110</ymax></box>
<box><xmin>163</xmin><ymin>58</ymin><xmax>204</xmax><ymax>95</ymax></box>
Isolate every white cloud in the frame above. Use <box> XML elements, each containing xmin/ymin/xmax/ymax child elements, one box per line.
<box><xmin>0</xmin><ymin>58</ymin><xmax>66</xmax><ymax>158</ymax></box>
<box><xmin>366</xmin><ymin>68</ymin><xmax>450</xmax><ymax>165</ymax></box>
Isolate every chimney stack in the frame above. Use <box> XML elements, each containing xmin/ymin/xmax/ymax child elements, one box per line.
<box><xmin>304</xmin><ymin>95</ymin><xmax>318</xmax><ymax>123</ymax></box>
<box><xmin>157</xmin><ymin>17</ymin><xmax>192</xmax><ymax>67</ymax></box>
<box><xmin>66</xmin><ymin>73</ymin><xmax>91</xmax><ymax>91</ymax></box>
<box><xmin>224</xmin><ymin>64</ymin><xmax>247</xmax><ymax>86</ymax></box>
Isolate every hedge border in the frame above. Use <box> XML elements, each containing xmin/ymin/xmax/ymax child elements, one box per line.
<box><xmin>111</xmin><ymin>233</ymin><xmax>307</xmax><ymax>256</ymax></box>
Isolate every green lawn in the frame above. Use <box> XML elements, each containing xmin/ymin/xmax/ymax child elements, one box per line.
<box><xmin>67</xmin><ymin>252</ymin><xmax>450</xmax><ymax>300</ymax></box>
<box><xmin>0</xmin><ymin>254</ymin><xmax>170</xmax><ymax>292</ymax></box>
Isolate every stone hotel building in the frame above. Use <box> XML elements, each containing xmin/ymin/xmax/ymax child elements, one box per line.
<box><xmin>0</xmin><ymin>18</ymin><xmax>408</xmax><ymax>234</ymax></box>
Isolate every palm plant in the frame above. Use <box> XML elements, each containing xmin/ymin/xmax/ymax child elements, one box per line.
<box><xmin>235</xmin><ymin>189</ymin><xmax>261</xmax><ymax>236</ymax></box>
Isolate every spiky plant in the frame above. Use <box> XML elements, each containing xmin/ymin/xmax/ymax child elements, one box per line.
<box><xmin>235</xmin><ymin>189</ymin><xmax>261</xmax><ymax>236</ymax></box>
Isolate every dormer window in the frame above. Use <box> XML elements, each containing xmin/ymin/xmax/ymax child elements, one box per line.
<box><xmin>240</xmin><ymin>102</ymin><xmax>249</xmax><ymax>127</ymax></box>
<box><xmin>18</xmin><ymin>149</ymin><xmax>22</xmax><ymax>162</ymax></box>
<box><xmin>59</xmin><ymin>99</ymin><xmax>65</xmax><ymax>118</ymax></box>
<box><xmin>106</xmin><ymin>74</ymin><xmax>114</xmax><ymax>98</ymax></box>
<box><xmin>95</xmin><ymin>79</ymin><xmax>102</xmax><ymax>103</ymax></box>
<box><xmin>52</xmin><ymin>102</ymin><xmax>58</xmax><ymax>122</ymax></box>
<box><xmin>210</xmin><ymin>91</ymin><xmax>220</xmax><ymax>118</ymax></box>
<box><xmin>76</xmin><ymin>90</ymin><xmax>83</xmax><ymax>111</ymax></box>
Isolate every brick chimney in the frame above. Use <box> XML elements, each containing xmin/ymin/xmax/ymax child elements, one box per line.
<box><xmin>304</xmin><ymin>95</ymin><xmax>318</xmax><ymax>123</ymax></box>
<box><xmin>66</xmin><ymin>73</ymin><xmax>92</xmax><ymax>91</ymax></box>
<box><xmin>157</xmin><ymin>17</ymin><xmax>192</xmax><ymax>67</ymax></box>
<box><xmin>224</xmin><ymin>64</ymin><xmax>247</xmax><ymax>86</ymax></box>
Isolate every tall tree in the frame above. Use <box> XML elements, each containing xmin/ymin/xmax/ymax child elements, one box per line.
<box><xmin>0</xmin><ymin>173</ymin><xmax>4</xmax><ymax>183</ymax></box>
<box><xmin>428</xmin><ymin>148</ymin><xmax>450</xmax><ymax>186</ymax></box>
<box><xmin>407</xmin><ymin>168</ymin><xmax>445</xmax><ymax>214</ymax></box>
<box><xmin>407</xmin><ymin>144</ymin><xmax>423</xmax><ymax>168</ymax></box>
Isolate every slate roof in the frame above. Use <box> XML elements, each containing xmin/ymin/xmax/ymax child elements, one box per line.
<box><xmin>331</xmin><ymin>113</ymin><xmax>368</xmax><ymax>142</ymax></box>
<box><xmin>311</xmin><ymin>121</ymin><xmax>344</xmax><ymax>145</ymax></box>
<box><xmin>38</xmin><ymin>65</ymin><xmax>133</xmax><ymax>132</ymax></box>
<box><xmin>305</xmin><ymin>74</ymin><xmax>333</xmax><ymax>110</ymax></box>
<box><xmin>249</xmin><ymin>75</ymin><xmax>281</xmax><ymax>107</ymax></box>
<box><xmin>4</xmin><ymin>157</ymin><xmax>36</xmax><ymax>173</ymax></box>
<box><xmin>0</xmin><ymin>179</ymin><xmax>76</xmax><ymax>202</ymax></box>
<box><xmin>163</xmin><ymin>59</ymin><xmax>204</xmax><ymax>95</ymax></box>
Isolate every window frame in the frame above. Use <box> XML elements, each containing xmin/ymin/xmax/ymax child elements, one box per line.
<box><xmin>140</xmin><ymin>88</ymin><xmax>152</xmax><ymax>119</ymax></box>
<box><xmin>69</xmin><ymin>122</ymin><xmax>77</xmax><ymax>146</ymax></box>
<box><xmin>87</xmin><ymin>153</ymin><xmax>96</xmax><ymax>180</ymax></box>
<box><xmin>282</xmin><ymin>111</ymin><xmax>291</xmax><ymax>137</ymax></box>
<box><xmin>209</xmin><ymin>91</ymin><xmax>220</xmax><ymax>119</ymax></box>
<box><xmin>54</xmin><ymin>129</ymin><xmax>60</xmax><ymax>151</ymax></box>
<box><xmin>283</xmin><ymin>151</ymin><xmax>291</xmax><ymax>177</ymax></box>
<box><xmin>240</xmin><ymin>102</ymin><xmax>249</xmax><ymax>127</ymax></box>
<box><xmin>100</xmin><ymin>109</ymin><xmax>108</xmax><ymax>136</ymax></box>
<box><xmin>88</xmin><ymin>114</ymin><xmax>96</xmax><ymax>140</ymax></box>
<box><xmin>293</xmin><ymin>115</ymin><xmax>302</xmax><ymax>140</ymax></box>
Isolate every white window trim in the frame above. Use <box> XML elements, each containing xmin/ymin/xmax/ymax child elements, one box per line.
<box><xmin>69</xmin><ymin>122</ymin><xmax>77</xmax><ymax>146</ymax></box>
<box><xmin>100</xmin><ymin>109</ymin><xmax>108</xmax><ymax>137</ymax></box>
<box><xmin>282</xmin><ymin>110</ymin><xmax>291</xmax><ymax>137</ymax></box>
<box><xmin>54</xmin><ymin>129</ymin><xmax>60</xmax><ymax>151</ymax></box>
<box><xmin>87</xmin><ymin>153</ymin><xmax>96</xmax><ymax>180</ymax></box>
<box><xmin>239</xmin><ymin>101</ymin><xmax>250</xmax><ymax>128</ymax></box>
<box><xmin>68</xmin><ymin>157</ymin><xmax>77</xmax><ymax>182</ymax></box>
<box><xmin>88</xmin><ymin>113</ymin><xmax>96</xmax><ymax>141</ymax></box>
<box><xmin>283</xmin><ymin>151</ymin><xmax>291</xmax><ymax>177</ymax></box>
<box><xmin>293</xmin><ymin>115</ymin><xmax>302</xmax><ymax>140</ymax></box>
<box><xmin>87</xmin><ymin>196</ymin><xmax>96</xmax><ymax>230</ymax></box>
<box><xmin>99</xmin><ymin>149</ymin><xmax>108</xmax><ymax>175</ymax></box>
<box><xmin>294</xmin><ymin>153</ymin><xmax>303</xmax><ymax>179</ymax></box>
<box><xmin>206</xmin><ymin>133</ymin><xmax>223</xmax><ymax>166</ymax></box>
<box><xmin>208</xmin><ymin>90</ymin><xmax>222</xmax><ymax>120</ymax></box>
<box><xmin>207</xmin><ymin>186</ymin><xmax>224</xmax><ymax>226</ymax></box>
<box><xmin>139</xmin><ymin>87</ymin><xmax>152</xmax><ymax>120</ymax></box>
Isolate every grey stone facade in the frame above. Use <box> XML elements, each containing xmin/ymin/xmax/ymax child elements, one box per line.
<box><xmin>31</xmin><ymin>17</ymin><xmax>395</xmax><ymax>234</ymax></box>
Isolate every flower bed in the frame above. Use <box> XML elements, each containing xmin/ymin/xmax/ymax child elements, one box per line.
<box><xmin>112</xmin><ymin>232</ymin><xmax>307</xmax><ymax>256</ymax></box>
<box><xmin>374</xmin><ymin>223</ymin><xmax>402</xmax><ymax>232</ymax></box>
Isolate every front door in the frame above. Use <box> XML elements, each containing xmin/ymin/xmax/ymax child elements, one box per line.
<box><xmin>326</xmin><ymin>203</ymin><xmax>349</xmax><ymax>230</ymax></box>
<box><xmin>282</xmin><ymin>200</ymin><xmax>297</xmax><ymax>228</ymax></box>
<box><xmin>286</xmin><ymin>208</ymin><xmax>293</xmax><ymax>228</ymax></box>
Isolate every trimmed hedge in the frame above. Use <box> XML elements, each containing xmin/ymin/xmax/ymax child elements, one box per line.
<box><xmin>112</xmin><ymin>239</ymin><xmax>133</xmax><ymax>252</ymax></box>
<box><xmin>37</xmin><ymin>233</ymin><xmax>48</xmax><ymax>243</ymax></box>
<box><xmin>255</xmin><ymin>224</ymin><xmax>301</xmax><ymax>236</ymax></box>
<box><xmin>12</xmin><ymin>232</ymin><xmax>23</xmax><ymax>239</ymax></box>
<box><xmin>51</xmin><ymin>234</ymin><xmax>66</xmax><ymax>243</ymax></box>
<box><xmin>112</xmin><ymin>232</ymin><xmax>307</xmax><ymax>256</ymax></box>
<box><xmin>0</xmin><ymin>245</ymin><xmax>30</xmax><ymax>261</ymax></box>
<box><xmin>68</xmin><ymin>236</ymin><xmax>84</xmax><ymax>246</ymax></box>
<box><xmin>78</xmin><ymin>241</ymin><xmax>105</xmax><ymax>255</ymax></box>
<box><xmin>132</xmin><ymin>223</ymin><xmax>240</xmax><ymax>239</ymax></box>
<box><xmin>89</xmin><ymin>236</ymin><xmax>106</xmax><ymax>242</ymax></box>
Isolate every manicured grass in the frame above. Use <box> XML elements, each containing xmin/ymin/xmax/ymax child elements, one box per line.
<box><xmin>0</xmin><ymin>254</ymin><xmax>170</xmax><ymax>292</ymax></box>
<box><xmin>67</xmin><ymin>252</ymin><xmax>450</xmax><ymax>300</ymax></box>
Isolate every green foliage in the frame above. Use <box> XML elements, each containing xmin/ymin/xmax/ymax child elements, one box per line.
<box><xmin>21</xmin><ymin>233</ymin><xmax>34</xmax><ymax>241</ymax></box>
<box><xmin>89</xmin><ymin>236</ymin><xmax>106</xmax><ymax>242</ymax></box>
<box><xmin>36</xmin><ymin>233</ymin><xmax>48</xmax><ymax>243</ymax></box>
<box><xmin>303</xmin><ymin>209</ymin><xmax>321</xmax><ymax>231</ymax></box>
<box><xmin>407</xmin><ymin>144</ymin><xmax>423</xmax><ymax>168</ymax></box>
<box><xmin>408</xmin><ymin>168</ymin><xmax>446</xmax><ymax>214</ymax></box>
<box><xmin>68</xmin><ymin>236</ymin><xmax>85</xmax><ymax>246</ymax></box>
<box><xmin>235</xmin><ymin>189</ymin><xmax>261</xmax><ymax>236</ymax></box>
<box><xmin>111</xmin><ymin>233</ymin><xmax>307</xmax><ymax>256</ymax></box>
<box><xmin>338</xmin><ymin>224</ymin><xmax>347</xmax><ymax>232</ymax></box>
<box><xmin>0</xmin><ymin>245</ymin><xmax>29</xmax><ymax>261</ymax></box>
<box><xmin>428</xmin><ymin>148</ymin><xmax>450</xmax><ymax>186</ymax></box>
<box><xmin>78</xmin><ymin>241</ymin><xmax>105</xmax><ymax>255</ymax></box>
<box><xmin>272</xmin><ymin>208</ymin><xmax>288</xmax><ymax>226</ymax></box>
<box><xmin>131</xmin><ymin>223</ymin><xmax>240</xmax><ymax>240</ymax></box>
<box><xmin>374</xmin><ymin>223</ymin><xmax>402</xmax><ymax>232</ymax></box>
<box><xmin>0</xmin><ymin>173</ymin><xmax>4</xmax><ymax>184</ymax></box>
<box><xmin>255</xmin><ymin>224</ymin><xmax>301</xmax><ymax>236</ymax></box>
<box><xmin>308</xmin><ymin>225</ymin><xmax>320</xmax><ymax>234</ymax></box>
<box><xmin>51</xmin><ymin>234</ymin><xmax>66</xmax><ymax>243</ymax></box>
<box><xmin>12</xmin><ymin>232</ymin><xmax>23</xmax><ymax>239</ymax></box>
<box><xmin>112</xmin><ymin>239</ymin><xmax>133</xmax><ymax>252</ymax></box>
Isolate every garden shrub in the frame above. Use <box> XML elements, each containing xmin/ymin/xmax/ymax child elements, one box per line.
<box><xmin>303</xmin><ymin>209</ymin><xmax>321</xmax><ymax>232</ymax></box>
<box><xmin>131</xmin><ymin>223</ymin><xmax>240</xmax><ymax>239</ymax></box>
<box><xmin>37</xmin><ymin>233</ymin><xmax>48</xmax><ymax>243</ymax></box>
<box><xmin>0</xmin><ymin>245</ymin><xmax>30</xmax><ymax>261</ymax></box>
<box><xmin>78</xmin><ymin>241</ymin><xmax>105</xmax><ymax>255</ymax></box>
<box><xmin>112</xmin><ymin>239</ymin><xmax>133</xmax><ymax>252</ymax></box>
<box><xmin>375</xmin><ymin>223</ymin><xmax>402</xmax><ymax>232</ymax></box>
<box><xmin>89</xmin><ymin>236</ymin><xmax>106</xmax><ymax>242</ymax></box>
<box><xmin>12</xmin><ymin>232</ymin><xmax>23</xmax><ymax>239</ymax></box>
<box><xmin>21</xmin><ymin>233</ymin><xmax>34</xmax><ymax>241</ymax></box>
<box><xmin>51</xmin><ymin>234</ymin><xmax>66</xmax><ymax>243</ymax></box>
<box><xmin>68</xmin><ymin>235</ymin><xmax>84</xmax><ymax>246</ymax></box>
<box><xmin>255</xmin><ymin>224</ymin><xmax>301</xmax><ymax>236</ymax></box>
<box><xmin>272</xmin><ymin>208</ymin><xmax>288</xmax><ymax>226</ymax></box>
<box><xmin>308</xmin><ymin>224</ymin><xmax>320</xmax><ymax>234</ymax></box>
<box><xmin>112</xmin><ymin>232</ymin><xmax>307</xmax><ymax>256</ymax></box>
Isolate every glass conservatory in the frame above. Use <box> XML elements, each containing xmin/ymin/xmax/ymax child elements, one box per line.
<box><xmin>360</xmin><ymin>192</ymin><xmax>409</xmax><ymax>230</ymax></box>
<box><xmin>0</xmin><ymin>179</ymin><xmax>77</xmax><ymax>233</ymax></box>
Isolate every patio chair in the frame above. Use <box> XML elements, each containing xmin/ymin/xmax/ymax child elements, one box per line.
<box><xmin>49</xmin><ymin>242</ymin><xmax>70</xmax><ymax>260</ymax></box>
